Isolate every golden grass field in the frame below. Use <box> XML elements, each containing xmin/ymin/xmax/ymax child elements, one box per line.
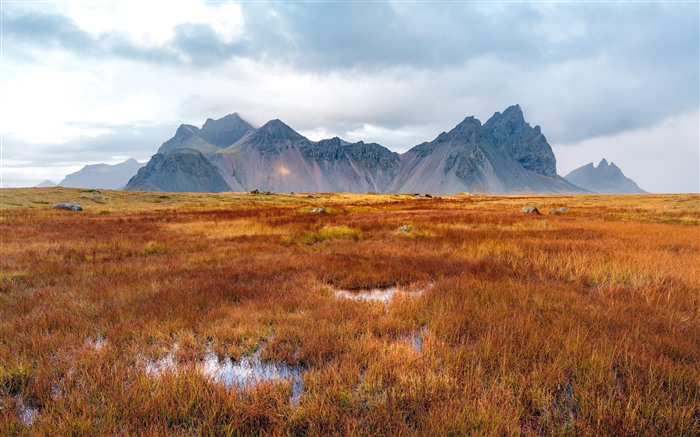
<box><xmin>1</xmin><ymin>187</ymin><xmax>698</xmax><ymax>435</ymax></box>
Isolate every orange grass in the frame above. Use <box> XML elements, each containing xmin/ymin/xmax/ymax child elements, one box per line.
<box><xmin>1</xmin><ymin>188</ymin><xmax>699</xmax><ymax>435</ymax></box>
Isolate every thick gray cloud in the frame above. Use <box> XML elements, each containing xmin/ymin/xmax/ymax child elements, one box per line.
<box><xmin>2</xmin><ymin>1</ymin><xmax>697</xmax><ymax>191</ymax></box>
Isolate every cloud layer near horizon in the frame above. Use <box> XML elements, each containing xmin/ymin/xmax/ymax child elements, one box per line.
<box><xmin>2</xmin><ymin>1</ymin><xmax>698</xmax><ymax>192</ymax></box>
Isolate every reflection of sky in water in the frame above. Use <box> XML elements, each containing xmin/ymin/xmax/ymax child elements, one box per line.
<box><xmin>85</xmin><ymin>336</ymin><xmax>107</xmax><ymax>350</ymax></box>
<box><xmin>15</xmin><ymin>395</ymin><xmax>39</xmax><ymax>426</ymax></box>
<box><xmin>202</xmin><ymin>349</ymin><xmax>304</xmax><ymax>405</ymax></box>
<box><xmin>334</xmin><ymin>285</ymin><xmax>426</xmax><ymax>302</ymax></box>
<box><xmin>406</xmin><ymin>327</ymin><xmax>428</xmax><ymax>353</ymax></box>
<box><xmin>143</xmin><ymin>346</ymin><xmax>304</xmax><ymax>406</ymax></box>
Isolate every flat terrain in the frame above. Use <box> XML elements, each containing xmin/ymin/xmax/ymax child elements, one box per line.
<box><xmin>1</xmin><ymin>188</ymin><xmax>699</xmax><ymax>435</ymax></box>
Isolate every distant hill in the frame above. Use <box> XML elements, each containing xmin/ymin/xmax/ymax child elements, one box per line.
<box><xmin>35</xmin><ymin>180</ymin><xmax>57</xmax><ymax>187</ymax></box>
<box><xmin>60</xmin><ymin>158</ymin><xmax>145</xmax><ymax>190</ymax></box>
<box><xmin>126</xmin><ymin>106</ymin><xmax>587</xmax><ymax>194</ymax></box>
<box><xmin>564</xmin><ymin>159</ymin><xmax>647</xmax><ymax>194</ymax></box>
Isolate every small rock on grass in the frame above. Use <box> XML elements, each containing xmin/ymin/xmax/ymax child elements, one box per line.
<box><xmin>549</xmin><ymin>207</ymin><xmax>569</xmax><ymax>215</ymax></box>
<box><xmin>52</xmin><ymin>202</ymin><xmax>82</xmax><ymax>211</ymax></box>
<box><xmin>521</xmin><ymin>205</ymin><xmax>541</xmax><ymax>215</ymax></box>
<box><xmin>309</xmin><ymin>207</ymin><xmax>326</xmax><ymax>214</ymax></box>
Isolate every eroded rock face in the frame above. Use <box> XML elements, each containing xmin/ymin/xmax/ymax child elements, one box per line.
<box><xmin>158</xmin><ymin>113</ymin><xmax>255</xmax><ymax>154</ymax></box>
<box><xmin>125</xmin><ymin>148</ymin><xmax>230</xmax><ymax>192</ymax></box>
<box><xmin>483</xmin><ymin>105</ymin><xmax>557</xmax><ymax>178</ymax></box>
<box><xmin>391</xmin><ymin>112</ymin><xmax>581</xmax><ymax>194</ymax></box>
<box><xmin>128</xmin><ymin>106</ymin><xmax>587</xmax><ymax>194</ymax></box>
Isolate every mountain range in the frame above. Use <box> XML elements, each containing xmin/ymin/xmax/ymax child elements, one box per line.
<box><xmin>125</xmin><ymin>105</ymin><xmax>588</xmax><ymax>194</ymax></box>
<box><xmin>564</xmin><ymin>159</ymin><xmax>647</xmax><ymax>194</ymax></box>
<box><xmin>59</xmin><ymin>158</ymin><xmax>146</xmax><ymax>190</ymax></box>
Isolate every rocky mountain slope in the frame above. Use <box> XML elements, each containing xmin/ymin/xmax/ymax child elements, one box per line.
<box><xmin>60</xmin><ymin>158</ymin><xmax>145</xmax><ymax>190</ymax></box>
<box><xmin>125</xmin><ymin>106</ymin><xmax>585</xmax><ymax>194</ymax></box>
<box><xmin>390</xmin><ymin>109</ymin><xmax>580</xmax><ymax>194</ymax></box>
<box><xmin>564</xmin><ymin>159</ymin><xmax>647</xmax><ymax>194</ymax></box>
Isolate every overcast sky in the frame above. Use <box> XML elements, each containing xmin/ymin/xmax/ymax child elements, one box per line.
<box><xmin>1</xmin><ymin>1</ymin><xmax>698</xmax><ymax>193</ymax></box>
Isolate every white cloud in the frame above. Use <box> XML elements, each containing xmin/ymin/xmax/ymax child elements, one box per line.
<box><xmin>64</xmin><ymin>0</ymin><xmax>244</xmax><ymax>45</ymax></box>
<box><xmin>1</xmin><ymin>1</ymin><xmax>697</xmax><ymax>192</ymax></box>
<box><xmin>553</xmin><ymin>110</ymin><xmax>699</xmax><ymax>194</ymax></box>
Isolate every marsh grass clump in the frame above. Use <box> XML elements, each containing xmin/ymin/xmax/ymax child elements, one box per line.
<box><xmin>0</xmin><ymin>189</ymin><xmax>698</xmax><ymax>434</ymax></box>
<box><xmin>284</xmin><ymin>225</ymin><xmax>363</xmax><ymax>245</ymax></box>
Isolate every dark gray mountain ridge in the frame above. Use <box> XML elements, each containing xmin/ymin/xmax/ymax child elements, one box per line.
<box><xmin>125</xmin><ymin>106</ymin><xmax>587</xmax><ymax>194</ymax></box>
<box><xmin>564</xmin><ymin>159</ymin><xmax>646</xmax><ymax>194</ymax></box>
<box><xmin>126</xmin><ymin>148</ymin><xmax>230</xmax><ymax>192</ymax></box>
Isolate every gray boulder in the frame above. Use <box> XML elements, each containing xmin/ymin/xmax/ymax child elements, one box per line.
<box><xmin>549</xmin><ymin>207</ymin><xmax>569</xmax><ymax>215</ymax></box>
<box><xmin>52</xmin><ymin>202</ymin><xmax>82</xmax><ymax>211</ymax></box>
<box><xmin>521</xmin><ymin>205</ymin><xmax>541</xmax><ymax>214</ymax></box>
<box><xmin>309</xmin><ymin>207</ymin><xmax>327</xmax><ymax>214</ymax></box>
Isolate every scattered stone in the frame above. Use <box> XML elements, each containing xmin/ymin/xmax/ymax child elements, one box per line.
<box><xmin>307</xmin><ymin>194</ymin><xmax>317</xmax><ymax>199</ymax></box>
<box><xmin>250</xmin><ymin>189</ymin><xmax>260</xmax><ymax>194</ymax></box>
<box><xmin>398</xmin><ymin>225</ymin><xmax>411</xmax><ymax>233</ymax></box>
<box><xmin>424</xmin><ymin>193</ymin><xmax>433</xmax><ymax>198</ymax></box>
<box><xmin>308</xmin><ymin>207</ymin><xmax>327</xmax><ymax>214</ymax></box>
<box><xmin>549</xmin><ymin>207</ymin><xmax>569</xmax><ymax>215</ymax></box>
<box><xmin>521</xmin><ymin>205</ymin><xmax>541</xmax><ymax>215</ymax></box>
<box><xmin>52</xmin><ymin>202</ymin><xmax>82</xmax><ymax>211</ymax></box>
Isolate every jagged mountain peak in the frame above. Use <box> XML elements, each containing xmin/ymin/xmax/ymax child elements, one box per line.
<box><xmin>159</xmin><ymin>114</ymin><xmax>254</xmax><ymax>153</ymax></box>
<box><xmin>483</xmin><ymin>104</ymin><xmax>556</xmax><ymax>177</ymax></box>
<box><xmin>316</xmin><ymin>137</ymin><xmax>347</xmax><ymax>147</ymax></box>
<box><xmin>565</xmin><ymin>159</ymin><xmax>646</xmax><ymax>194</ymax></box>
<box><xmin>454</xmin><ymin>116</ymin><xmax>482</xmax><ymax>131</ymax></box>
<box><xmin>130</xmin><ymin>106</ymin><xmax>591</xmax><ymax>194</ymax></box>
<box><xmin>254</xmin><ymin>119</ymin><xmax>305</xmax><ymax>141</ymax></box>
<box><xmin>198</xmin><ymin>113</ymin><xmax>255</xmax><ymax>147</ymax></box>
<box><xmin>201</xmin><ymin>113</ymin><xmax>248</xmax><ymax>131</ymax></box>
<box><xmin>501</xmin><ymin>104</ymin><xmax>524</xmax><ymax>120</ymax></box>
<box><xmin>436</xmin><ymin>116</ymin><xmax>483</xmax><ymax>144</ymax></box>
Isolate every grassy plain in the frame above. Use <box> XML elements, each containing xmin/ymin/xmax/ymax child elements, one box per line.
<box><xmin>1</xmin><ymin>188</ymin><xmax>698</xmax><ymax>435</ymax></box>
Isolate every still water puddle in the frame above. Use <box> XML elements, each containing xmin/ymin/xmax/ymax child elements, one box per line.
<box><xmin>142</xmin><ymin>344</ymin><xmax>304</xmax><ymax>406</ymax></box>
<box><xmin>14</xmin><ymin>395</ymin><xmax>39</xmax><ymax>426</ymax></box>
<box><xmin>334</xmin><ymin>284</ymin><xmax>429</xmax><ymax>302</ymax></box>
<box><xmin>85</xmin><ymin>335</ymin><xmax>107</xmax><ymax>350</ymax></box>
<box><xmin>406</xmin><ymin>327</ymin><xmax>428</xmax><ymax>353</ymax></box>
<box><xmin>202</xmin><ymin>349</ymin><xmax>304</xmax><ymax>406</ymax></box>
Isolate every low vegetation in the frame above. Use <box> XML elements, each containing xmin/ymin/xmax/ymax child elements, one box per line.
<box><xmin>1</xmin><ymin>188</ymin><xmax>698</xmax><ymax>435</ymax></box>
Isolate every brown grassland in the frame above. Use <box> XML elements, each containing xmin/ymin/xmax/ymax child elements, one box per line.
<box><xmin>0</xmin><ymin>187</ymin><xmax>698</xmax><ymax>435</ymax></box>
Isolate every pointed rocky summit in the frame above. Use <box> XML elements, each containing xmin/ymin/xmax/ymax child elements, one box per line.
<box><xmin>564</xmin><ymin>159</ymin><xmax>646</xmax><ymax>194</ymax></box>
<box><xmin>483</xmin><ymin>104</ymin><xmax>557</xmax><ymax>178</ymax></box>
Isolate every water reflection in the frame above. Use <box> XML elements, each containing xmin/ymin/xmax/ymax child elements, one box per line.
<box><xmin>334</xmin><ymin>285</ymin><xmax>427</xmax><ymax>302</ymax></box>
<box><xmin>142</xmin><ymin>344</ymin><xmax>304</xmax><ymax>406</ymax></box>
